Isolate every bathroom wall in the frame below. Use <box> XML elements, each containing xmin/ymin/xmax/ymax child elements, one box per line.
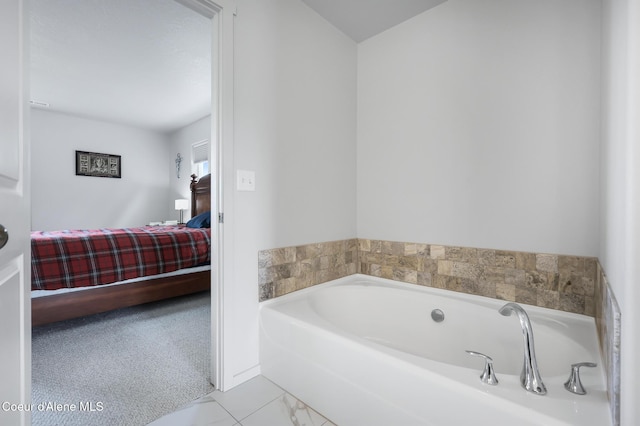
<box><xmin>600</xmin><ymin>0</ymin><xmax>640</xmax><ymax>424</ymax></box>
<box><xmin>227</xmin><ymin>0</ymin><xmax>357</xmax><ymax>387</ymax></box>
<box><xmin>357</xmin><ymin>0</ymin><xmax>601</xmax><ymax>257</ymax></box>
<box><xmin>251</xmin><ymin>0</ymin><xmax>633</xmax><ymax>422</ymax></box>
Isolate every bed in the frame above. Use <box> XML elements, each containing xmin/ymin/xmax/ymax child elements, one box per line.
<box><xmin>31</xmin><ymin>174</ymin><xmax>213</xmax><ymax>326</ymax></box>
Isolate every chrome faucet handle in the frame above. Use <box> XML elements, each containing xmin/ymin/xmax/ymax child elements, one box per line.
<box><xmin>466</xmin><ymin>350</ymin><xmax>499</xmax><ymax>385</ymax></box>
<box><xmin>564</xmin><ymin>362</ymin><xmax>597</xmax><ymax>395</ymax></box>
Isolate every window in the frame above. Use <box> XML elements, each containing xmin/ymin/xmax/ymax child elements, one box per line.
<box><xmin>192</xmin><ymin>140</ymin><xmax>210</xmax><ymax>177</ymax></box>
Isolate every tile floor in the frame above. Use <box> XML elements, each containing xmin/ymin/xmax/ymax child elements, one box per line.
<box><xmin>148</xmin><ymin>375</ymin><xmax>336</xmax><ymax>426</ymax></box>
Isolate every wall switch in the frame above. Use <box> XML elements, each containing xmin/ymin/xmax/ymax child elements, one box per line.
<box><xmin>237</xmin><ymin>170</ymin><xmax>255</xmax><ymax>191</ymax></box>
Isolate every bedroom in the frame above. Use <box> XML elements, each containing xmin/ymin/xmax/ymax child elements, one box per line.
<box><xmin>27</xmin><ymin>0</ymin><xmax>217</xmax><ymax>423</ymax></box>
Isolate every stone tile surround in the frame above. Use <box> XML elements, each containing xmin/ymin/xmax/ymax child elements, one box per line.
<box><xmin>595</xmin><ymin>263</ymin><xmax>621</xmax><ymax>426</ymax></box>
<box><xmin>258</xmin><ymin>238</ymin><xmax>620</xmax><ymax>425</ymax></box>
<box><xmin>258</xmin><ymin>239</ymin><xmax>358</xmax><ymax>302</ymax></box>
<box><xmin>358</xmin><ymin>239</ymin><xmax>597</xmax><ymax>316</ymax></box>
<box><xmin>259</xmin><ymin>238</ymin><xmax>599</xmax><ymax>314</ymax></box>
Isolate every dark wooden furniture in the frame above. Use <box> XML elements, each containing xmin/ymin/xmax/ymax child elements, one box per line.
<box><xmin>32</xmin><ymin>174</ymin><xmax>212</xmax><ymax>326</ymax></box>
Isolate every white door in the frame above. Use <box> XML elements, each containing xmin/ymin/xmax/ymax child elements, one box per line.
<box><xmin>0</xmin><ymin>1</ymin><xmax>31</xmax><ymax>425</ymax></box>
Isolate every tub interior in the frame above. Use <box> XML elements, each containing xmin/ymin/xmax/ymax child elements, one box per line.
<box><xmin>307</xmin><ymin>280</ymin><xmax>598</xmax><ymax>377</ymax></box>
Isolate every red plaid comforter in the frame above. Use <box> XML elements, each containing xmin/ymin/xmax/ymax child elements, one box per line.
<box><xmin>31</xmin><ymin>226</ymin><xmax>211</xmax><ymax>291</ymax></box>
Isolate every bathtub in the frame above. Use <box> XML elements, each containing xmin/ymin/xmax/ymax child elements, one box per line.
<box><xmin>259</xmin><ymin>274</ymin><xmax>611</xmax><ymax>426</ymax></box>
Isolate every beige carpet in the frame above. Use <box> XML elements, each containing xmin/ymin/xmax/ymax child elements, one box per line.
<box><xmin>31</xmin><ymin>291</ymin><xmax>213</xmax><ymax>426</ymax></box>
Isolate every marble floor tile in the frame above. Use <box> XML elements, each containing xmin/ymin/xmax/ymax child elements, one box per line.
<box><xmin>147</xmin><ymin>375</ymin><xmax>335</xmax><ymax>426</ymax></box>
<box><xmin>148</xmin><ymin>394</ymin><xmax>238</xmax><ymax>426</ymax></box>
<box><xmin>210</xmin><ymin>375</ymin><xmax>286</xmax><ymax>421</ymax></box>
<box><xmin>240</xmin><ymin>393</ymin><xmax>327</xmax><ymax>426</ymax></box>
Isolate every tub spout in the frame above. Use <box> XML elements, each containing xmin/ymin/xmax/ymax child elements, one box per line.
<box><xmin>499</xmin><ymin>302</ymin><xmax>547</xmax><ymax>395</ymax></box>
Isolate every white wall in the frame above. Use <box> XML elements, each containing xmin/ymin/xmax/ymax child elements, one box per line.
<box><xmin>357</xmin><ymin>0</ymin><xmax>601</xmax><ymax>257</ymax></box>
<box><xmin>31</xmin><ymin>109</ymin><xmax>172</xmax><ymax>230</ymax></box>
<box><xmin>226</xmin><ymin>0</ymin><xmax>357</xmax><ymax>386</ymax></box>
<box><xmin>168</xmin><ymin>115</ymin><xmax>211</xmax><ymax>222</ymax></box>
<box><xmin>601</xmin><ymin>0</ymin><xmax>640</xmax><ymax>423</ymax></box>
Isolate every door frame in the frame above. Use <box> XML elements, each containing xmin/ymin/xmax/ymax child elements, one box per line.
<box><xmin>18</xmin><ymin>0</ymin><xmax>235</xmax><ymax>399</ymax></box>
<box><xmin>174</xmin><ymin>0</ymin><xmax>235</xmax><ymax>391</ymax></box>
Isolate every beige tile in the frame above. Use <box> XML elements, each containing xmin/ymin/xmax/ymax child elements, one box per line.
<box><xmin>380</xmin><ymin>265</ymin><xmax>394</xmax><ymax>279</ymax></box>
<box><xmin>446</xmin><ymin>246</ymin><xmax>478</xmax><ymax>263</ymax></box>
<box><xmin>496</xmin><ymin>282</ymin><xmax>516</xmax><ymax>301</ymax></box>
<box><xmin>537</xmin><ymin>289</ymin><xmax>559</xmax><ymax>310</ymax></box>
<box><xmin>430</xmin><ymin>245</ymin><xmax>445</xmax><ymax>259</ymax></box>
<box><xmin>274</xmin><ymin>277</ymin><xmax>297</xmax><ymax>297</ymax></box>
<box><xmin>504</xmin><ymin>268</ymin><xmax>526</xmax><ymax>286</ymax></box>
<box><xmin>259</xmin><ymin>282</ymin><xmax>274</xmax><ymax>302</ymax></box>
<box><xmin>382</xmin><ymin>240</ymin><xmax>404</xmax><ymax>256</ymax></box>
<box><xmin>362</xmin><ymin>252</ymin><xmax>383</xmax><ymax>265</ymax></box>
<box><xmin>515</xmin><ymin>286</ymin><xmax>537</xmax><ymax>305</ymax></box>
<box><xmin>297</xmin><ymin>243</ymin><xmax>321</xmax><ymax>260</ymax></box>
<box><xmin>559</xmin><ymin>293</ymin><xmax>585</xmax><ymax>315</ymax></box>
<box><xmin>478</xmin><ymin>249</ymin><xmax>496</xmax><ymax>266</ymax></box>
<box><xmin>404</xmin><ymin>243</ymin><xmax>418</xmax><ymax>256</ymax></box>
<box><xmin>460</xmin><ymin>279</ymin><xmax>495</xmax><ymax>298</ymax></box>
<box><xmin>495</xmin><ymin>251</ymin><xmax>517</xmax><ymax>268</ymax></box>
<box><xmin>450</xmin><ymin>262</ymin><xmax>483</xmax><ymax>280</ymax></box>
<box><xmin>525</xmin><ymin>270</ymin><xmax>558</xmax><ymax>291</ymax></box>
<box><xmin>515</xmin><ymin>251</ymin><xmax>537</xmax><ymax>270</ymax></box>
<box><xmin>358</xmin><ymin>238</ymin><xmax>371</xmax><ymax>252</ymax></box>
<box><xmin>483</xmin><ymin>266</ymin><xmax>505</xmax><ymax>284</ymax></box>
<box><xmin>393</xmin><ymin>269</ymin><xmax>418</xmax><ymax>284</ymax></box>
<box><xmin>437</xmin><ymin>260</ymin><xmax>454</xmax><ymax>276</ymax></box>
<box><xmin>584</xmin><ymin>295</ymin><xmax>595</xmax><ymax>317</ymax></box>
<box><xmin>370</xmin><ymin>264</ymin><xmax>382</xmax><ymax>277</ymax></box>
<box><xmin>432</xmin><ymin>274</ymin><xmax>449</xmax><ymax>289</ymax></box>
<box><xmin>416</xmin><ymin>243</ymin><xmax>429</xmax><ymax>256</ymax></box>
<box><xmin>536</xmin><ymin>253</ymin><xmax>558</xmax><ymax>273</ymax></box>
<box><xmin>417</xmin><ymin>271</ymin><xmax>432</xmax><ymax>287</ymax></box>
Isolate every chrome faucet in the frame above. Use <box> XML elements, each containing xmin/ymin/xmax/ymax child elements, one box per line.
<box><xmin>499</xmin><ymin>302</ymin><xmax>547</xmax><ymax>395</ymax></box>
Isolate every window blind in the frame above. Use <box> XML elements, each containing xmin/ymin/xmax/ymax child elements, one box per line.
<box><xmin>192</xmin><ymin>140</ymin><xmax>209</xmax><ymax>163</ymax></box>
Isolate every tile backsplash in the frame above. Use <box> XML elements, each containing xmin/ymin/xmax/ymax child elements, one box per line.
<box><xmin>259</xmin><ymin>238</ymin><xmax>599</xmax><ymax>315</ymax></box>
<box><xmin>258</xmin><ymin>239</ymin><xmax>358</xmax><ymax>302</ymax></box>
<box><xmin>358</xmin><ymin>239</ymin><xmax>597</xmax><ymax>316</ymax></box>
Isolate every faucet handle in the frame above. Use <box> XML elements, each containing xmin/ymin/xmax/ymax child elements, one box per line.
<box><xmin>564</xmin><ymin>362</ymin><xmax>597</xmax><ymax>395</ymax></box>
<box><xmin>466</xmin><ymin>350</ymin><xmax>499</xmax><ymax>385</ymax></box>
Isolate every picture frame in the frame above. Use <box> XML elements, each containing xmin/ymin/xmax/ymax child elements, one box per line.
<box><xmin>75</xmin><ymin>150</ymin><xmax>121</xmax><ymax>178</ymax></box>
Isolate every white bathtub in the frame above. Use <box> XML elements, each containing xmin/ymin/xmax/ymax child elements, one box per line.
<box><xmin>259</xmin><ymin>274</ymin><xmax>611</xmax><ymax>426</ymax></box>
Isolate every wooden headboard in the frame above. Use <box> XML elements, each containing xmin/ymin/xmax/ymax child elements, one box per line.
<box><xmin>190</xmin><ymin>174</ymin><xmax>211</xmax><ymax>218</ymax></box>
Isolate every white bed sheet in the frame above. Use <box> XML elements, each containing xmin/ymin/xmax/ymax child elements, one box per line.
<box><xmin>31</xmin><ymin>264</ymin><xmax>211</xmax><ymax>298</ymax></box>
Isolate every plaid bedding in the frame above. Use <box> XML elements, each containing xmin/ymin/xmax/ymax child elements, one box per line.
<box><xmin>31</xmin><ymin>226</ymin><xmax>211</xmax><ymax>291</ymax></box>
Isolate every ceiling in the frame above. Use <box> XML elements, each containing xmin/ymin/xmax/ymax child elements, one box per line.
<box><xmin>30</xmin><ymin>0</ymin><xmax>211</xmax><ymax>134</ymax></box>
<box><xmin>301</xmin><ymin>0</ymin><xmax>447</xmax><ymax>42</ymax></box>
<box><xmin>30</xmin><ymin>0</ymin><xmax>446</xmax><ymax>133</ymax></box>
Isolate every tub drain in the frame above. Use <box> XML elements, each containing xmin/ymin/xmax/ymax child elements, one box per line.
<box><xmin>431</xmin><ymin>309</ymin><xmax>445</xmax><ymax>323</ymax></box>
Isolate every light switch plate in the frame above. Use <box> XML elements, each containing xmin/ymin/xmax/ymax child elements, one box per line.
<box><xmin>237</xmin><ymin>169</ymin><xmax>255</xmax><ymax>191</ymax></box>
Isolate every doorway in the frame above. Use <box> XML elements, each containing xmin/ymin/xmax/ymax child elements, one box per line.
<box><xmin>28</xmin><ymin>0</ymin><xmax>229</xmax><ymax>415</ymax></box>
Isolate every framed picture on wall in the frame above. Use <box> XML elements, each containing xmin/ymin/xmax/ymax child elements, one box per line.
<box><xmin>75</xmin><ymin>150</ymin><xmax>121</xmax><ymax>178</ymax></box>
